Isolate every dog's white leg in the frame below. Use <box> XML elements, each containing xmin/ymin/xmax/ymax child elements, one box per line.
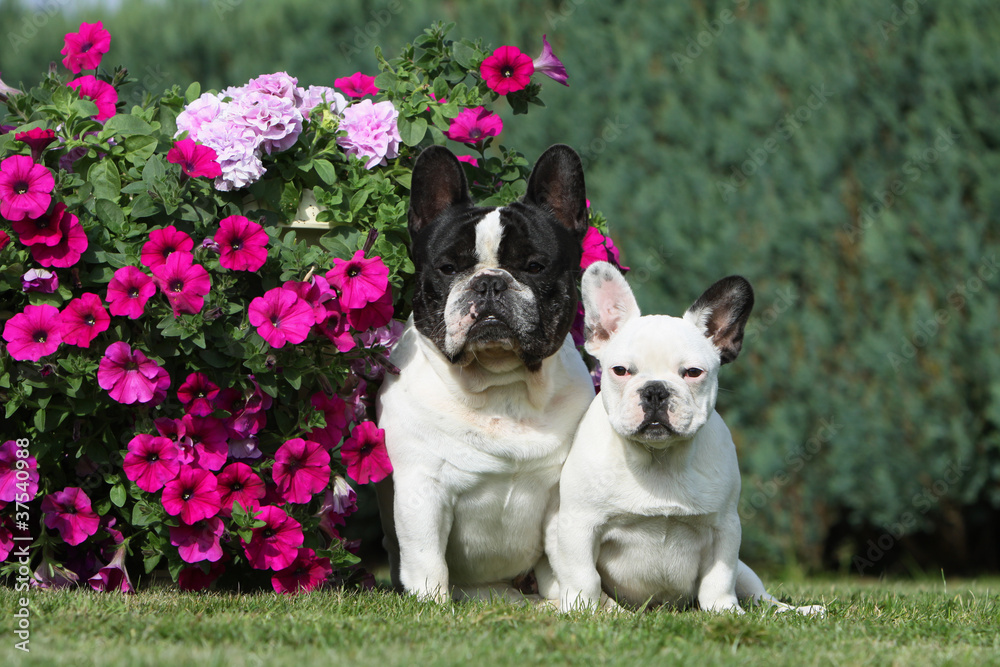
<box><xmin>735</xmin><ymin>561</ymin><xmax>826</xmax><ymax>616</ymax></box>
<box><xmin>697</xmin><ymin>520</ymin><xmax>743</xmax><ymax>613</ymax></box>
<box><xmin>393</xmin><ymin>473</ymin><xmax>453</xmax><ymax>603</ymax></box>
<box><xmin>536</xmin><ymin>488</ymin><xmax>561</xmax><ymax>601</ymax></box>
<box><xmin>375</xmin><ymin>477</ymin><xmax>401</xmax><ymax>589</ymax></box>
<box><xmin>553</xmin><ymin>513</ymin><xmax>603</xmax><ymax>612</ymax></box>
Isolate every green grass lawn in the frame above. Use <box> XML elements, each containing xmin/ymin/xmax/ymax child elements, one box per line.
<box><xmin>1</xmin><ymin>577</ymin><xmax>998</xmax><ymax>666</ymax></box>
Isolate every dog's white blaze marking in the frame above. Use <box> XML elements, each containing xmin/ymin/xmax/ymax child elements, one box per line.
<box><xmin>474</xmin><ymin>209</ymin><xmax>504</xmax><ymax>268</ymax></box>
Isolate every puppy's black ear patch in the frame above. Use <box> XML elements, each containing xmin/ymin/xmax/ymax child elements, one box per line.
<box><xmin>523</xmin><ymin>144</ymin><xmax>588</xmax><ymax>237</ymax></box>
<box><xmin>408</xmin><ymin>146</ymin><xmax>472</xmax><ymax>235</ymax></box>
<box><xmin>684</xmin><ymin>276</ymin><xmax>754</xmax><ymax>365</ymax></box>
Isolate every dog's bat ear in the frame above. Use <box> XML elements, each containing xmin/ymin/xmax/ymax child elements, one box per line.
<box><xmin>684</xmin><ymin>276</ymin><xmax>754</xmax><ymax>364</ymax></box>
<box><xmin>523</xmin><ymin>144</ymin><xmax>588</xmax><ymax>237</ymax></box>
<box><xmin>408</xmin><ymin>145</ymin><xmax>472</xmax><ymax>235</ymax></box>
<box><xmin>582</xmin><ymin>261</ymin><xmax>640</xmax><ymax>357</ymax></box>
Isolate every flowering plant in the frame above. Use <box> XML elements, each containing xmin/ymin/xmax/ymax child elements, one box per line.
<box><xmin>0</xmin><ymin>22</ymin><xmax>622</xmax><ymax>593</ymax></box>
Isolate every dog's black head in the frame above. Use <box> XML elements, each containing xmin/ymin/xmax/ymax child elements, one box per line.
<box><xmin>407</xmin><ymin>144</ymin><xmax>588</xmax><ymax>372</ymax></box>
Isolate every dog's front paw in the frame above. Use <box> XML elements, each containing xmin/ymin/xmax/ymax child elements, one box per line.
<box><xmin>780</xmin><ymin>604</ymin><xmax>827</xmax><ymax>617</ymax></box>
<box><xmin>703</xmin><ymin>597</ymin><xmax>744</xmax><ymax>614</ymax></box>
<box><xmin>559</xmin><ymin>589</ymin><xmax>601</xmax><ymax>613</ymax></box>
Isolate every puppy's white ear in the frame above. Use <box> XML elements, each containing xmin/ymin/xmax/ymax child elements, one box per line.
<box><xmin>582</xmin><ymin>261</ymin><xmax>639</xmax><ymax>357</ymax></box>
<box><xmin>683</xmin><ymin>276</ymin><xmax>754</xmax><ymax>365</ymax></box>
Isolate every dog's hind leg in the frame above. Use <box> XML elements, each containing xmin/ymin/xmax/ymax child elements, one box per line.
<box><xmin>735</xmin><ymin>560</ymin><xmax>826</xmax><ymax>616</ymax></box>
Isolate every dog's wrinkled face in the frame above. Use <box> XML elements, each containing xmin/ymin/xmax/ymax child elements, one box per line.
<box><xmin>581</xmin><ymin>262</ymin><xmax>753</xmax><ymax>447</ymax></box>
<box><xmin>407</xmin><ymin>145</ymin><xmax>588</xmax><ymax>371</ymax></box>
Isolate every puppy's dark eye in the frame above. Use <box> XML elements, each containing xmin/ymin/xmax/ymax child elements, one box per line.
<box><xmin>526</xmin><ymin>261</ymin><xmax>545</xmax><ymax>274</ymax></box>
<box><xmin>611</xmin><ymin>366</ymin><xmax>629</xmax><ymax>377</ymax></box>
<box><xmin>439</xmin><ymin>263</ymin><xmax>457</xmax><ymax>275</ymax></box>
<box><xmin>683</xmin><ymin>368</ymin><xmax>704</xmax><ymax>379</ymax></box>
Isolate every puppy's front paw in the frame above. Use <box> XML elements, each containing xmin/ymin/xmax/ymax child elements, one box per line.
<box><xmin>559</xmin><ymin>589</ymin><xmax>601</xmax><ymax>613</ymax></box>
<box><xmin>783</xmin><ymin>604</ymin><xmax>827</xmax><ymax>617</ymax></box>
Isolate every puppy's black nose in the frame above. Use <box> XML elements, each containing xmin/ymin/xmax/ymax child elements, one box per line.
<box><xmin>471</xmin><ymin>272</ymin><xmax>508</xmax><ymax>296</ymax></box>
<box><xmin>639</xmin><ymin>382</ymin><xmax>671</xmax><ymax>411</ymax></box>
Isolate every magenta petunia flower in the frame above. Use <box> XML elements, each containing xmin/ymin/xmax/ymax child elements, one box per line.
<box><xmin>22</xmin><ymin>268</ymin><xmax>59</xmax><ymax>293</ymax></box>
<box><xmin>0</xmin><ymin>440</ymin><xmax>39</xmax><ymax>502</ymax></box>
<box><xmin>106</xmin><ymin>265</ymin><xmax>156</xmax><ymax>318</ymax></box>
<box><xmin>242</xmin><ymin>505</ymin><xmax>304</xmax><ymax>571</ymax></box>
<box><xmin>12</xmin><ymin>205</ymin><xmax>63</xmax><ymax>247</ymax></box>
<box><xmin>334</xmin><ymin>72</ymin><xmax>379</xmax><ymax>98</ymax></box>
<box><xmin>2</xmin><ymin>304</ymin><xmax>62</xmax><ymax>361</ymax></box>
<box><xmin>141</xmin><ymin>225</ymin><xmax>194</xmax><ymax>270</ymax></box>
<box><xmin>41</xmin><ymin>487</ymin><xmax>100</xmax><ymax>546</ymax></box>
<box><xmin>161</xmin><ymin>466</ymin><xmax>221</xmax><ymax>524</ymax></box>
<box><xmin>170</xmin><ymin>516</ymin><xmax>225</xmax><ymax>564</ymax></box>
<box><xmin>445</xmin><ymin>106</ymin><xmax>503</xmax><ymax>144</ymax></box>
<box><xmin>88</xmin><ymin>544</ymin><xmax>134</xmax><ymax>593</ymax></box>
<box><xmin>180</xmin><ymin>414</ymin><xmax>229</xmax><ymax>471</ymax></box>
<box><xmin>272</xmin><ymin>438</ymin><xmax>331</xmax><ymax>504</ymax></box>
<box><xmin>0</xmin><ymin>230</ymin><xmax>10</xmax><ymax>250</ymax></box>
<box><xmin>59</xmin><ymin>293</ymin><xmax>110</xmax><ymax>348</ymax></box>
<box><xmin>177</xmin><ymin>561</ymin><xmax>226</xmax><ymax>591</ymax></box>
<box><xmin>67</xmin><ymin>75</ymin><xmax>117</xmax><ymax>122</ymax></box>
<box><xmin>0</xmin><ymin>155</ymin><xmax>54</xmax><ymax>221</ymax></box>
<box><xmin>29</xmin><ymin>204</ymin><xmax>88</xmax><ymax>268</ymax></box>
<box><xmin>455</xmin><ymin>155</ymin><xmax>479</xmax><ymax>167</ymax></box>
<box><xmin>326</xmin><ymin>250</ymin><xmax>390</xmax><ymax>310</ymax></box>
<box><xmin>16</xmin><ymin>127</ymin><xmax>58</xmax><ymax>162</ymax></box>
<box><xmin>318</xmin><ymin>476</ymin><xmax>357</xmax><ymax>539</ymax></box>
<box><xmin>340</xmin><ymin>421</ymin><xmax>392</xmax><ymax>485</ymax></box>
<box><xmin>97</xmin><ymin>341</ymin><xmax>166</xmax><ymax>405</ymax></box>
<box><xmin>532</xmin><ymin>35</ymin><xmax>569</xmax><ymax>86</ymax></box>
<box><xmin>346</xmin><ymin>287</ymin><xmax>393</xmax><ymax>331</ymax></box>
<box><xmin>123</xmin><ymin>434</ymin><xmax>180</xmax><ymax>493</ymax></box>
<box><xmin>481</xmin><ymin>45</ymin><xmax>535</xmax><ymax>95</ymax></box>
<box><xmin>215</xmin><ymin>215</ymin><xmax>268</xmax><ymax>271</ymax></box>
<box><xmin>337</xmin><ymin>99</ymin><xmax>401</xmax><ymax>169</ymax></box>
<box><xmin>217</xmin><ymin>461</ymin><xmax>265</xmax><ymax>517</ymax></box>
<box><xmin>152</xmin><ymin>251</ymin><xmax>211</xmax><ymax>316</ymax></box>
<box><xmin>248</xmin><ymin>287</ymin><xmax>314</xmax><ymax>348</ymax></box>
<box><xmin>61</xmin><ymin>21</ymin><xmax>111</xmax><ymax>73</ymax></box>
<box><xmin>177</xmin><ymin>372</ymin><xmax>220</xmax><ymax>417</ymax></box>
<box><xmin>0</xmin><ymin>520</ymin><xmax>12</xmax><ymax>563</ymax></box>
<box><xmin>581</xmin><ymin>226</ymin><xmax>629</xmax><ymax>271</ymax></box>
<box><xmin>166</xmin><ymin>138</ymin><xmax>222</xmax><ymax>179</ymax></box>
<box><xmin>272</xmin><ymin>548</ymin><xmax>332</xmax><ymax>594</ymax></box>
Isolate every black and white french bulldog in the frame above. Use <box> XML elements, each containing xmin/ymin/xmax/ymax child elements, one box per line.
<box><xmin>550</xmin><ymin>262</ymin><xmax>825</xmax><ymax>615</ymax></box>
<box><xmin>375</xmin><ymin>144</ymin><xmax>595</xmax><ymax>602</ymax></box>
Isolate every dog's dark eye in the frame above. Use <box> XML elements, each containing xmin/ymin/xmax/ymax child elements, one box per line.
<box><xmin>439</xmin><ymin>263</ymin><xmax>457</xmax><ymax>275</ymax></box>
<box><xmin>683</xmin><ymin>368</ymin><xmax>704</xmax><ymax>379</ymax></box>
<box><xmin>526</xmin><ymin>261</ymin><xmax>545</xmax><ymax>274</ymax></box>
<box><xmin>611</xmin><ymin>366</ymin><xmax>629</xmax><ymax>377</ymax></box>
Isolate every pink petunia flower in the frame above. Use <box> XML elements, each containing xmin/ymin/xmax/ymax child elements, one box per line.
<box><xmin>0</xmin><ymin>440</ymin><xmax>39</xmax><ymax>502</ymax></box>
<box><xmin>161</xmin><ymin>466</ymin><xmax>221</xmax><ymax>524</ymax></box>
<box><xmin>272</xmin><ymin>548</ymin><xmax>332</xmax><ymax>594</ymax></box>
<box><xmin>0</xmin><ymin>519</ymin><xmax>12</xmax><ymax>563</ymax></box>
<box><xmin>152</xmin><ymin>251</ymin><xmax>211</xmax><ymax>316</ymax></box>
<box><xmin>180</xmin><ymin>414</ymin><xmax>228</xmax><ymax>471</ymax></box>
<box><xmin>581</xmin><ymin>226</ymin><xmax>628</xmax><ymax>271</ymax></box>
<box><xmin>61</xmin><ymin>21</ymin><xmax>111</xmax><ymax>73</ymax></box>
<box><xmin>59</xmin><ymin>293</ymin><xmax>110</xmax><ymax>348</ymax></box>
<box><xmin>177</xmin><ymin>372</ymin><xmax>220</xmax><ymax>417</ymax></box>
<box><xmin>455</xmin><ymin>155</ymin><xmax>479</xmax><ymax>167</ymax></box>
<box><xmin>299</xmin><ymin>85</ymin><xmax>348</xmax><ymax>117</ymax></box>
<box><xmin>346</xmin><ymin>287</ymin><xmax>393</xmax><ymax>331</ymax></box>
<box><xmin>123</xmin><ymin>434</ymin><xmax>180</xmax><ymax>493</ymax></box>
<box><xmin>480</xmin><ymin>45</ymin><xmax>535</xmax><ymax>95</ymax></box>
<box><xmin>0</xmin><ymin>155</ymin><xmax>54</xmax><ymax>221</ymax></box>
<box><xmin>247</xmin><ymin>287</ymin><xmax>314</xmax><ymax>348</ymax></box>
<box><xmin>97</xmin><ymin>341</ymin><xmax>166</xmax><ymax>405</ymax></box>
<box><xmin>326</xmin><ymin>250</ymin><xmax>390</xmax><ymax>310</ymax></box>
<box><xmin>336</xmin><ymin>99</ymin><xmax>401</xmax><ymax>169</ymax></box>
<box><xmin>445</xmin><ymin>106</ymin><xmax>503</xmax><ymax>144</ymax></box>
<box><xmin>272</xmin><ymin>438</ymin><xmax>331</xmax><ymax>504</ymax></box>
<box><xmin>0</xmin><ymin>230</ymin><xmax>10</xmax><ymax>250</ymax></box>
<box><xmin>106</xmin><ymin>265</ymin><xmax>156</xmax><ymax>318</ymax></box>
<box><xmin>318</xmin><ymin>476</ymin><xmax>357</xmax><ymax>539</ymax></box>
<box><xmin>12</xmin><ymin>207</ymin><xmax>63</xmax><ymax>247</ymax></box>
<box><xmin>41</xmin><ymin>487</ymin><xmax>100</xmax><ymax>546</ymax></box>
<box><xmin>141</xmin><ymin>225</ymin><xmax>194</xmax><ymax>270</ymax></box>
<box><xmin>88</xmin><ymin>545</ymin><xmax>134</xmax><ymax>593</ymax></box>
<box><xmin>16</xmin><ymin>127</ymin><xmax>58</xmax><ymax>162</ymax></box>
<box><xmin>334</xmin><ymin>72</ymin><xmax>379</xmax><ymax>98</ymax></box>
<box><xmin>29</xmin><ymin>204</ymin><xmax>88</xmax><ymax>268</ymax></box>
<box><xmin>67</xmin><ymin>75</ymin><xmax>118</xmax><ymax>122</ymax></box>
<box><xmin>175</xmin><ymin>92</ymin><xmax>223</xmax><ymax>141</ymax></box>
<box><xmin>340</xmin><ymin>421</ymin><xmax>392</xmax><ymax>485</ymax></box>
<box><xmin>306</xmin><ymin>391</ymin><xmax>350</xmax><ymax>450</ymax></box>
<box><xmin>215</xmin><ymin>215</ymin><xmax>268</xmax><ymax>271</ymax></box>
<box><xmin>532</xmin><ymin>35</ymin><xmax>569</xmax><ymax>86</ymax></box>
<box><xmin>22</xmin><ymin>268</ymin><xmax>59</xmax><ymax>293</ymax></box>
<box><xmin>166</xmin><ymin>138</ymin><xmax>222</xmax><ymax>179</ymax></box>
<box><xmin>217</xmin><ymin>462</ymin><xmax>266</xmax><ymax>517</ymax></box>
<box><xmin>2</xmin><ymin>304</ymin><xmax>62</xmax><ymax>361</ymax></box>
<box><xmin>177</xmin><ymin>560</ymin><xmax>226</xmax><ymax>591</ymax></box>
<box><xmin>242</xmin><ymin>505</ymin><xmax>304</xmax><ymax>571</ymax></box>
<box><xmin>170</xmin><ymin>517</ymin><xmax>225</xmax><ymax>563</ymax></box>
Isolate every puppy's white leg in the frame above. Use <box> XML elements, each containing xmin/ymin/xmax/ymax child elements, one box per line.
<box><xmin>553</xmin><ymin>513</ymin><xmax>603</xmax><ymax>612</ymax></box>
<box><xmin>393</xmin><ymin>473</ymin><xmax>453</xmax><ymax>603</ymax></box>
<box><xmin>736</xmin><ymin>561</ymin><xmax>826</xmax><ymax>616</ymax></box>
<box><xmin>697</xmin><ymin>520</ymin><xmax>743</xmax><ymax>613</ymax></box>
<box><xmin>536</xmin><ymin>488</ymin><xmax>561</xmax><ymax>601</ymax></box>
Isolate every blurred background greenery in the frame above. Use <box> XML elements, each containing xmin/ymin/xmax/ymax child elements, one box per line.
<box><xmin>2</xmin><ymin>0</ymin><xmax>998</xmax><ymax>577</ymax></box>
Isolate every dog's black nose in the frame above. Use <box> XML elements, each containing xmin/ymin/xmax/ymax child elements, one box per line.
<box><xmin>471</xmin><ymin>272</ymin><xmax>508</xmax><ymax>296</ymax></box>
<box><xmin>639</xmin><ymin>382</ymin><xmax>671</xmax><ymax>411</ymax></box>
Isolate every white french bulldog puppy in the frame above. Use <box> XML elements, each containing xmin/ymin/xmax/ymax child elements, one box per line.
<box><xmin>550</xmin><ymin>261</ymin><xmax>824</xmax><ymax>615</ymax></box>
<box><xmin>376</xmin><ymin>145</ymin><xmax>595</xmax><ymax>602</ymax></box>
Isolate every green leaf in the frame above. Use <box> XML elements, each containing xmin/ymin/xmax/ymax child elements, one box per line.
<box><xmin>398</xmin><ymin>117</ymin><xmax>427</xmax><ymax>147</ymax></box>
<box><xmin>184</xmin><ymin>81</ymin><xmax>202</xmax><ymax>103</ymax></box>
<box><xmin>132</xmin><ymin>501</ymin><xmax>161</xmax><ymax>527</ymax></box>
<box><xmin>452</xmin><ymin>41</ymin><xmax>478</xmax><ymax>69</ymax></box>
<box><xmin>33</xmin><ymin>408</ymin><xmax>48</xmax><ymax>432</ymax></box>
<box><xmin>89</xmin><ymin>160</ymin><xmax>122</xmax><ymax>202</ymax></box>
<box><xmin>142</xmin><ymin>154</ymin><xmax>167</xmax><ymax>186</ymax></box>
<box><xmin>129</xmin><ymin>194</ymin><xmax>159</xmax><ymax>219</ymax></box>
<box><xmin>312</xmin><ymin>159</ymin><xmax>338</xmax><ymax>185</ymax></box>
<box><xmin>124</xmin><ymin>135</ymin><xmax>158</xmax><ymax>162</ymax></box>
<box><xmin>110</xmin><ymin>484</ymin><xmax>127</xmax><ymax>507</ymax></box>
<box><xmin>101</xmin><ymin>114</ymin><xmax>154</xmax><ymax>139</ymax></box>
<box><xmin>95</xmin><ymin>198</ymin><xmax>125</xmax><ymax>233</ymax></box>
<box><xmin>143</xmin><ymin>552</ymin><xmax>162</xmax><ymax>574</ymax></box>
